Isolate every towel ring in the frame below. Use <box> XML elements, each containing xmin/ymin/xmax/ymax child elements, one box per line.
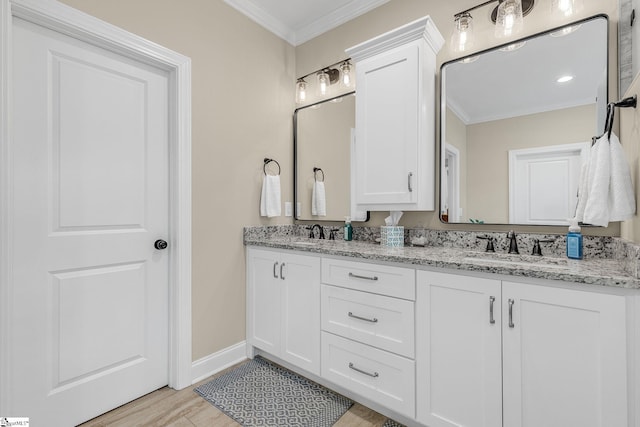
<box><xmin>263</xmin><ymin>158</ymin><xmax>280</xmax><ymax>176</ymax></box>
<box><xmin>313</xmin><ymin>167</ymin><xmax>324</xmax><ymax>182</ymax></box>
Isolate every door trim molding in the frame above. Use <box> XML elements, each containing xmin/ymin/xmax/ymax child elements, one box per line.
<box><xmin>0</xmin><ymin>0</ymin><xmax>193</xmax><ymax>411</ymax></box>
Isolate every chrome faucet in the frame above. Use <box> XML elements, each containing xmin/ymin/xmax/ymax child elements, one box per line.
<box><xmin>309</xmin><ymin>224</ymin><xmax>325</xmax><ymax>239</ymax></box>
<box><xmin>507</xmin><ymin>230</ymin><xmax>519</xmax><ymax>254</ymax></box>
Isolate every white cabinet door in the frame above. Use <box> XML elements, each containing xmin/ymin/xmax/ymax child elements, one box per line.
<box><xmin>281</xmin><ymin>253</ymin><xmax>321</xmax><ymax>375</ymax></box>
<box><xmin>416</xmin><ymin>271</ymin><xmax>502</xmax><ymax>427</ymax></box>
<box><xmin>247</xmin><ymin>248</ymin><xmax>282</xmax><ymax>355</ymax></box>
<box><xmin>354</xmin><ymin>44</ymin><xmax>419</xmax><ymax>207</ymax></box>
<box><xmin>347</xmin><ymin>16</ymin><xmax>443</xmax><ymax>212</ymax></box>
<box><xmin>502</xmin><ymin>282</ymin><xmax>628</xmax><ymax>427</ymax></box>
<box><xmin>246</xmin><ymin>247</ymin><xmax>321</xmax><ymax>375</ymax></box>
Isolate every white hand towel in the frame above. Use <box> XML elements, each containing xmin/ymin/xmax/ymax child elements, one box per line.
<box><xmin>311</xmin><ymin>181</ymin><xmax>326</xmax><ymax>216</ymax></box>
<box><xmin>608</xmin><ymin>132</ymin><xmax>636</xmax><ymax>221</ymax></box>
<box><xmin>572</xmin><ymin>147</ymin><xmax>590</xmax><ymax>222</ymax></box>
<box><xmin>583</xmin><ymin>134</ymin><xmax>611</xmax><ymax>226</ymax></box>
<box><xmin>260</xmin><ymin>174</ymin><xmax>281</xmax><ymax>217</ymax></box>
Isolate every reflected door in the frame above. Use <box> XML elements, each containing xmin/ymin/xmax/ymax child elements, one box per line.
<box><xmin>10</xmin><ymin>17</ymin><xmax>169</xmax><ymax>426</ymax></box>
<box><xmin>509</xmin><ymin>143</ymin><xmax>587</xmax><ymax>225</ymax></box>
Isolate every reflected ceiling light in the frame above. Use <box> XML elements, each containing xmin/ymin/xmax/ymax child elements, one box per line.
<box><xmin>499</xmin><ymin>41</ymin><xmax>526</xmax><ymax>51</ymax></box>
<box><xmin>550</xmin><ymin>24</ymin><xmax>581</xmax><ymax>37</ymax></box>
<box><xmin>459</xmin><ymin>55</ymin><xmax>479</xmax><ymax>64</ymax></box>
<box><xmin>451</xmin><ymin>0</ymin><xmax>534</xmax><ymax>54</ymax></box>
<box><xmin>557</xmin><ymin>75</ymin><xmax>574</xmax><ymax>83</ymax></box>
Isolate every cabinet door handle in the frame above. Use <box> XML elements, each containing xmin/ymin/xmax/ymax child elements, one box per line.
<box><xmin>348</xmin><ymin>272</ymin><xmax>378</xmax><ymax>281</ymax></box>
<box><xmin>408</xmin><ymin>172</ymin><xmax>413</xmax><ymax>192</ymax></box>
<box><xmin>280</xmin><ymin>263</ymin><xmax>285</xmax><ymax>280</ymax></box>
<box><xmin>348</xmin><ymin>312</ymin><xmax>378</xmax><ymax>323</ymax></box>
<box><xmin>489</xmin><ymin>296</ymin><xmax>496</xmax><ymax>324</ymax></box>
<box><xmin>348</xmin><ymin>362</ymin><xmax>379</xmax><ymax>378</ymax></box>
<box><xmin>508</xmin><ymin>298</ymin><xmax>515</xmax><ymax>328</ymax></box>
<box><xmin>273</xmin><ymin>262</ymin><xmax>279</xmax><ymax>278</ymax></box>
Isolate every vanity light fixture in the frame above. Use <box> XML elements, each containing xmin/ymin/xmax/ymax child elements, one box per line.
<box><xmin>295</xmin><ymin>58</ymin><xmax>352</xmax><ymax>104</ymax></box>
<box><xmin>451</xmin><ymin>0</ymin><xmax>535</xmax><ymax>53</ymax></box>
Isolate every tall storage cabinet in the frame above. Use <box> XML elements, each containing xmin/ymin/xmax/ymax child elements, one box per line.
<box><xmin>346</xmin><ymin>16</ymin><xmax>444</xmax><ymax>211</ymax></box>
<box><xmin>246</xmin><ymin>247</ymin><xmax>321</xmax><ymax>375</ymax></box>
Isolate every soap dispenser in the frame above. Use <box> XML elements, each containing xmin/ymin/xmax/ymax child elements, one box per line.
<box><xmin>566</xmin><ymin>220</ymin><xmax>583</xmax><ymax>260</ymax></box>
<box><xmin>344</xmin><ymin>217</ymin><xmax>353</xmax><ymax>241</ymax></box>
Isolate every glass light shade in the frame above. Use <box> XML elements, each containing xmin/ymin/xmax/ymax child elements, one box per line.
<box><xmin>495</xmin><ymin>0</ymin><xmax>524</xmax><ymax>38</ymax></box>
<box><xmin>551</xmin><ymin>0</ymin><xmax>583</xmax><ymax>19</ymax></box>
<box><xmin>340</xmin><ymin>62</ymin><xmax>352</xmax><ymax>88</ymax></box>
<box><xmin>451</xmin><ymin>13</ymin><xmax>474</xmax><ymax>54</ymax></box>
<box><xmin>295</xmin><ymin>80</ymin><xmax>307</xmax><ymax>104</ymax></box>
<box><xmin>317</xmin><ymin>71</ymin><xmax>329</xmax><ymax>96</ymax></box>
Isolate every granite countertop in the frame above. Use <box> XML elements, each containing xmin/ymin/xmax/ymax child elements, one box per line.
<box><xmin>244</xmin><ymin>235</ymin><xmax>640</xmax><ymax>289</ymax></box>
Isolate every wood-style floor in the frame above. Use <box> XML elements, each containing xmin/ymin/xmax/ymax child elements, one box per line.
<box><xmin>79</xmin><ymin>361</ymin><xmax>389</xmax><ymax>427</ymax></box>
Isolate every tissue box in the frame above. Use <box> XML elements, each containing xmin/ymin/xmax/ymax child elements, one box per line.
<box><xmin>381</xmin><ymin>226</ymin><xmax>404</xmax><ymax>247</ymax></box>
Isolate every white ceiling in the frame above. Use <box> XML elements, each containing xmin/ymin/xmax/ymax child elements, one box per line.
<box><xmin>445</xmin><ymin>17</ymin><xmax>608</xmax><ymax>124</ymax></box>
<box><xmin>223</xmin><ymin>0</ymin><xmax>390</xmax><ymax>46</ymax></box>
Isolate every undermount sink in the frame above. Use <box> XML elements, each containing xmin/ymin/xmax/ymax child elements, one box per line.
<box><xmin>463</xmin><ymin>252</ymin><xmax>568</xmax><ymax>269</ymax></box>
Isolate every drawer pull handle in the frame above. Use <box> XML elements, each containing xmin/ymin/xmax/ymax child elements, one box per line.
<box><xmin>348</xmin><ymin>272</ymin><xmax>379</xmax><ymax>281</ymax></box>
<box><xmin>280</xmin><ymin>262</ymin><xmax>285</xmax><ymax>280</ymax></box>
<box><xmin>349</xmin><ymin>362</ymin><xmax>379</xmax><ymax>378</ymax></box>
<box><xmin>489</xmin><ymin>296</ymin><xmax>496</xmax><ymax>325</ymax></box>
<box><xmin>273</xmin><ymin>262</ymin><xmax>279</xmax><ymax>279</ymax></box>
<box><xmin>348</xmin><ymin>312</ymin><xmax>378</xmax><ymax>323</ymax></box>
<box><xmin>508</xmin><ymin>298</ymin><xmax>515</xmax><ymax>328</ymax></box>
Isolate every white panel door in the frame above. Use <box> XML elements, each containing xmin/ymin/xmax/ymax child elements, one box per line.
<box><xmin>502</xmin><ymin>282</ymin><xmax>628</xmax><ymax>427</ymax></box>
<box><xmin>10</xmin><ymin>17</ymin><xmax>169</xmax><ymax>426</ymax></box>
<box><xmin>416</xmin><ymin>271</ymin><xmax>502</xmax><ymax>427</ymax></box>
<box><xmin>509</xmin><ymin>143</ymin><xmax>587</xmax><ymax>225</ymax></box>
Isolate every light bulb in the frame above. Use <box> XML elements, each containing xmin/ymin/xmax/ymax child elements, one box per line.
<box><xmin>317</xmin><ymin>71</ymin><xmax>329</xmax><ymax>96</ymax></box>
<box><xmin>340</xmin><ymin>62</ymin><xmax>352</xmax><ymax>88</ymax></box>
<box><xmin>495</xmin><ymin>0</ymin><xmax>523</xmax><ymax>38</ymax></box>
<box><xmin>451</xmin><ymin>12</ymin><xmax>474</xmax><ymax>54</ymax></box>
<box><xmin>295</xmin><ymin>80</ymin><xmax>306</xmax><ymax>104</ymax></box>
<box><xmin>552</xmin><ymin>0</ymin><xmax>582</xmax><ymax>18</ymax></box>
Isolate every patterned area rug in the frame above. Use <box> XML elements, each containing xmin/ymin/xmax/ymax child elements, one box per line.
<box><xmin>382</xmin><ymin>419</ymin><xmax>405</xmax><ymax>427</ymax></box>
<box><xmin>195</xmin><ymin>356</ymin><xmax>353</xmax><ymax>426</ymax></box>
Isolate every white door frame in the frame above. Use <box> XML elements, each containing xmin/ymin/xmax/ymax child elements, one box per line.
<box><xmin>443</xmin><ymin>143</ymin><xmax>461</xmax><ymax>222</ymax></box>
<box><xmin>0</xmin><ymin>0</ymin><xmax>193</xmax><ymax>412</ymax></box>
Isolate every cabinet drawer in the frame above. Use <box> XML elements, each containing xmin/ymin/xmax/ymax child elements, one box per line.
<box><xmin>322</xmin><ymin>285</ymin><xmax>414</xmax><ymax>358</ymax></box>
<box><xmin>322</xmin><ymin>332</ymin><xmax>415</xmax><ymax>418</ymax></box>
<box><xmin>321</xmin><ymin>258</ymin><xmax>415</xmax><ymax>300</ymax></box>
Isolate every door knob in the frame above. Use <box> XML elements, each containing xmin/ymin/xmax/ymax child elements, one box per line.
<box><xmin>154</xmin><ymin>239</ymin><xmax>168</xmax><ymax>250</ymax></box>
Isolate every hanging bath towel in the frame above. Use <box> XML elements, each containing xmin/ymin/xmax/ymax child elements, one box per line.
<box><xmin>311</xmin><ymin>180</ymin><xmax>326</xmax><ymax>216</ymax></box>
<box><xmin>582</xmin><ymin>133</ymin><xmax>611</xmax><ymax>226</ymax></box>
<box><xmin>260</xmin><ymin>174</ymin><xmax>281</xmax><ymax>217</ymax></box>
<box><xmin>608</xmin><ymin>132</ymin><xmax>636</xmax><ymax>221</ymax></box>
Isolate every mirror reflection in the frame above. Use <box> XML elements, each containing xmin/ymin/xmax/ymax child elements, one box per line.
<box><xmin>440</xmin><ymin>15</ymin><xmax>608</xmax><ymax>225</ymax></box>
<box><xmin>294</xmin><ymin>93</ymin><xmax>356</xmax><ymax>221</ymax></box>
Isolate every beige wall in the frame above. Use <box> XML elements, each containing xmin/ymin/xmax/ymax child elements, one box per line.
<box><xmin>296</xmin><ymin>0</ymin><xmax>620</xmax><ymax>236</ymax></box>
<box><xmin>59</xmin><ymin>0</ymin><xmax>295</xmax><ymax>361</ymax></box>
<box><xmin>466</xmin><ymin>105</ymin><xmax>595</xmax><ymax>223</ymax></box>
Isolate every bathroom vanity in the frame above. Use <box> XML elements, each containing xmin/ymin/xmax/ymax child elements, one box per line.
<box><xmin>245</xmin><ymin>229</ymin><xmax>640</xmax><ymax>427</ymax></box>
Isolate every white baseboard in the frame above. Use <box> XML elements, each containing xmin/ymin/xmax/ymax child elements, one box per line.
<box><xmin>191</xmin><ymin>341</ymin><xmax>247</xmax><ymax>384</ymax></box>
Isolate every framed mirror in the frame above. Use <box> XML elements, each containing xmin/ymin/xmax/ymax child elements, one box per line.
<box><xmin>294</xmin><ymin>92</ymin><xmax>367</xmax><ymax>222</ymax></box>
<box><xmin>440</xmin><ymin>15</ymin><xmax>608</xmax><ymax>226</ymax></box>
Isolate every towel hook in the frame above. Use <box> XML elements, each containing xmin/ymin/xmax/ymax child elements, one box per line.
<box><xmin>263</xmin><ymin>158</ymin><xmax>280</xmax><ymax>176</ymax></box>
<box><xmin>313</xmin><ymin>167</ymin><xmax>324</xmax><ymax>182</ymax></box>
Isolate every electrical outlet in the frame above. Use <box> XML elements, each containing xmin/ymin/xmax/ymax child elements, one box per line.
<box><xmin>284</xmin><ymin>202</ymin><xmax>292</xmax><ymax>217</ymax></box>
